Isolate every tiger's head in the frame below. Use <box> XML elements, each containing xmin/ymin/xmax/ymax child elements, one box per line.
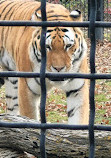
<box><xmin>31</xmin><ymin>4</ymin><xmax>87</xmax><ymax>81</ymax></box>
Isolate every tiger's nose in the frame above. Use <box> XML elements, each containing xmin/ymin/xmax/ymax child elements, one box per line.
<box><xmin>52</xmin><ymin>66</ymin><xmax>65</xmax><ymax>72</ymax></box>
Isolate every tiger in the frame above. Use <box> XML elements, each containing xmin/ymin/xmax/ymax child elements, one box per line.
<box><xmin>0</xmin><ymin>0</ymin><xmax>89</xmax><ymax>125</ymax></box>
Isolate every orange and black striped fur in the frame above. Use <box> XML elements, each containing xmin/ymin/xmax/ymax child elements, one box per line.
<box><xmin>0</xmin><ymin>0</ymin><xmax>89</xmax><ymax>124</ymax></box>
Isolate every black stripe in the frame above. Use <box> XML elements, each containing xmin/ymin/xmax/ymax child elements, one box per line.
<box><xmin>58</xmin><ymin>35</ymin><xmax>62</xmax><ymax>38</ymax></box>
<box><xmin>14</xmin><ymin>104</ymin><xmax>18</xmax><ymax>106</ymax></box>
<box><xmin>34</xmin><ymin>41</ymin><xmax>37</xmax><ymax>49</ymax></box>
<box><xmin>64</xmin><ymin>35</ymin><xmax>70</xmax><ymax>39</ymax></box>
<box><xmin>72</xmin><ymin>38</ymin><xmax>83</xmax><ymax>64</ymax></box>
<box><xmin>35</xmin><ymin>11</ymin><xmax>41</xmax><ymax>19</ymax></box>
<box><xmin>33</xmin><ymin>43</ymin><xmax>41</xmax><ymax>61</ymax></box>
<box><xmin>1</xmin><ymin>2</ymin><xmax>14</xmax><ymax>45</ymax></box>
<box><xmin>25</xmin><ymin>57</ymin><xmax>41</xmax><ymax>95</ymax></box>
<box><xmin>14</xmin><ymin>86</ymin><xmax>18</xmax><ymax>89</ymax></box>
<box><xmin>47</xmin><ymin>10</ymin><xmax>54</xmax><ymax>14</ymax></box>
<box><xmin>5</xmin><ymin>2</ymin><xmax>29</xmax><ymax>41</ymax></box>
<box><xmin>9</xmin><ymin>2</ymin><xmax>32</xmax><ymax>21</ymax></box>
<box><xmin>34</xmin><ymin>30</ymin><xmax>40</xmax><ymax>39</ymax></box>
<box><xmin>0</xmin><ymin>62</ymin><xmax>13</xmax><ymax>71</ymax></box>
<box><xmin>6</xmin><ymin>95</ymin><xmax>12</xmax><ymax>99</ymax></box>
<box><xmin>75</xmin><ymin>34</ymin><xmax>78</xmax><ymax>38</ymax></box>
<box><xmin>36</xmin><ymin>50</ymin><xmax>41</xmax><ymax>57</ymax></box>
<box><xmin>30</xmin><ymin>63</ymin><xmax>41</xmax><ymax>86</ymax></box>
<box><xmin>13</xmin><ymin>96</ymin><xmax>18</xmax><ymax>100</ymax></box>
<box><xmin>68</xmin><ymin>106</ymin><xmax>80</xmax><ymax>118</ymax></box>
<box><xmin>35</xmin><ymin>6</ymin><xmax>41</xmax><ymax>12</ymax></box>
<box><xmin>61</xmin><ymin>29</ymin><xmax>69</xmax><ymax>32</ymax></box>
<box><xmin>6</xmin><ymin>77</ymin><xmax>18</xmax><ymax>84</ymax></box>
<box><xmin>0</xmin><ymin>0</ymin><xmax>6</xmax><ymax>12</ymax></box>
<box><xmin>46</xmin><ymin>34</ymin><xmax>51</xmax><ymax>39</ymax></box>
<box><xmin>68</xmin><ymin>108</ymin><xmax>74</xmax><ymax>117</ymax></box>
<box><xmin>8</xmin><ymin>107</ymin><xmax>14</xmax><ymax>111</ymax></box>
<box><xmin>25</xmin><ymin>79</ymin><xmax>40</xmax><ymax>96</ymax></box>
<box><xmin>29</xmin><ymin>62</ymin><xmax>41</xmax><ymax>86</ymax></box>
<box><xmin>66</xmin><ymin>82</ymin><xmax>85</xmax><ymax>97</ymax></box>
<box><xmin>66</xmin><ymin>89</ymin><xmax>79</xmax><ymax>98</ymax></box>
<box><xmin>35</xmin><ymin>78</ymin><xmax>41</xmax><ymax>86</ymax></box>
<box><xmin>4</xmin><ymin>4</ymin><xmax>20</xmax><ymax>45</ymax></box>
<box><xmin>0</xmin><ymin>78</ymin><xmax>4</xmax><ymax>85</ymax></box>
<box><xmin>4</xmin><ymin>3</ymin><xmax>17</xmax><ymax>19</ymax></box>
<box><xmin>32</xmin><ymin>43</ymin><xmax>41</xmax><ymax>62</ymax></box>
<box><xmin>10</xmin><ymin>80</ymin><xmax>18</xmax><ymax>85</ymax></box>
<box><xmin>0</xmin><ymin>2</ymin><xmax>14</xmax><ymax>17</ymax></box>
<box><xmin>72</xmin><ymin>50</ymin><xmax>83</xmax><ymax>64</ymax></box>
<box><xmin>0</xmin><ymin>0</ymin><xmax>6</xmax><ymax>5</ymax></box>
<box><xmin>37</xmin><ymin>35</ymin><xmax>40</xmax><ymax>40</ymax></box>
<box><xmin>8</xmin><ymin>2</ymin><xmax>35</xmax><ymax>38</ymax></box>
<box><xmin>14</xmin><ymin>87</ymin><xmax>18</xmax><ymax>89</ymax></box>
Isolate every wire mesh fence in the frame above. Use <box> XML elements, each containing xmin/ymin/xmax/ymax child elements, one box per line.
<box><xmin>0</xmin><ymin>0</ymin><xmax>111</xmax><ymax>158</ymax></box>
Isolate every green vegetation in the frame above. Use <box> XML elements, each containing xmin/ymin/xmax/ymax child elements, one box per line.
<box><xmin>95</xmin><ymin>94</ymin><xmax>109</xmax><ymax>103</ymax></box>
<box><xmin>46</xmin><ymin>88</ymin><xmax>67</xmax><ymax>123</ymax></box>
<box><xmin>95</xmin><ymin>80</ymin><xmax>111</xmax><ymax>125</ymax></box>
<box><xmin>46</xmin><ymin>111</ymin><xmax>68</xmax><ymax>123</ymax></box>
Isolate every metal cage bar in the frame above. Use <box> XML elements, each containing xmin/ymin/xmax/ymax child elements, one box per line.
<box><xmin>0</xmin><ymin>20</ymin><xmax>111</xmax><ymax>27</ymax></box>
<box><xmin>0</xmin><ymin>0</ymin><xmax>111</xmax><ymax>158</ymax></box>
<box><xmin>89</xmin><ymin>0</ymin><xmax>96</xmax><ymax>157</ymax></box>
<box><xmin>40</xmin><ymin>0</ymin><xmax>47</xmax><ymax>157</ymax></box>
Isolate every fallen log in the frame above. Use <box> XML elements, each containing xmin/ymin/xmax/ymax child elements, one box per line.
<box><xmin>0</xmin><ymin>114</ymin><xmax>111</xmax><ymax>158</ymax></box>
<box><xmin>0</xmin><ymin>148</ymin><xmax>28</xmax><ymax>158</ymax></box>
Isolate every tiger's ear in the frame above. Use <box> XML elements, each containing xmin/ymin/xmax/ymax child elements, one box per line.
<box><xmin>70</xmin><ymin>10</ymin><xmax>82</xmax><ymax>22</ymax></box>
<box><xmin>31</xmin><ymin>11</ymin><xmax>41</xmax><ymax>21</ymax></box>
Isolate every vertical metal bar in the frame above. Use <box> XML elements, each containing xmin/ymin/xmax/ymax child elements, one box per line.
<box><xmin>89</xmin><ymin>0</ymin><xmax>96</xmax><ymax>158</ymax></box>
<box><xmin>40</xmin><ymin>0</ymin><xmax>47</xmax><ymax>157</ymax></box>
<box><xmin>96</xmin><ymin>0</ymin><xmax>104</xmax><ymax>40</ymax></box>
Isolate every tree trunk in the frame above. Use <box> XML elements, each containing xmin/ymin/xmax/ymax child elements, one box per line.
<box><xmin>0</xmin><ymin>114</ymin><xmax>111</xmax><ymax>158</ymax></box>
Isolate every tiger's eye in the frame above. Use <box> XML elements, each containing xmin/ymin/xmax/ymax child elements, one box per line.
<box><xmin>66</xmin><ymin>44</ymin><xmax>72</xmax><ymax>50</ymax></box>
<box><xmin>75</xmin><ymin>34</ymin><xmax>78</xmax><ymax>38</ymax></box>
<box><xmin>37</xmin><ymin>35</ymin><xmax>40</xmax><ymax>39</ymax></box>
<box><xmin>66</xmin><ymin>44</ymin><xmax>72</xmax><ymax>47</ymax></box>
<box><xmin>46</xmin><ymin>45</ymin><xmax>51</xmax><ymax>51</ymax></box>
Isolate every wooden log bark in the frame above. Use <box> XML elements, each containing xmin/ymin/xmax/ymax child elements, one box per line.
<box><xmin>0</xmin><ymin>148</ymin><xmax>28</xmax><ymax>158</ymax></box>
<box><xmin>0</xmin><ymin>114</ymin><xmax>111</xmax><ymax>158</ymax></box>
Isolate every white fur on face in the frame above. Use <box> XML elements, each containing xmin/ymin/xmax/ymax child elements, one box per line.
<box><xmin>63</xmin><ymin>28</ymin><xmax>75</xmax><ymax>51</ymax></box>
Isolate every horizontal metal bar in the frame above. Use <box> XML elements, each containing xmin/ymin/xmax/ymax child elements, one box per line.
<box><xmin>0</xmin><ymin>21</ymin><xmax>111</xmax><ymax>27</ymax></box>
<box><xmin>0</xmin><ymin>72</ymin><xmax>111</xmax><ymax>79</ymax></box>
<box><xmin>0</xmin><ymin>122</ymin><xmax>111</xmax><ymax>131</ymax></box>
<box><xmin>0</xmin><ymin>122</ymin><xmax>88</xmax><ymax>130</ymax></box>
<box><xmin>95</xmin><ymin>125</ymin><xmax>111</xmax><ymax>131</ymax></box>
<box><xmin>46</xmin><ymin>73</ymin><xmax>111</xmax><ymax>79</ymax></box>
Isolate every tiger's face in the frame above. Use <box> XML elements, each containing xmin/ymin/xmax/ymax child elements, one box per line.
<box><xmin>46</xmin><ymin>27</ymin><xmax>86</xmax><ymax>74</ymax></box>
<box><xmin>31</xmin><ymin>9</ymin><xmax>87</xmax><ymax>81</ymax></box>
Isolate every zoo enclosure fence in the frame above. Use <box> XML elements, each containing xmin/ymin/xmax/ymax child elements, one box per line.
<box><xmin>0</xmin><ymin>0</ymin><xmax>111</xmax><ymax>158</ymax></box>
